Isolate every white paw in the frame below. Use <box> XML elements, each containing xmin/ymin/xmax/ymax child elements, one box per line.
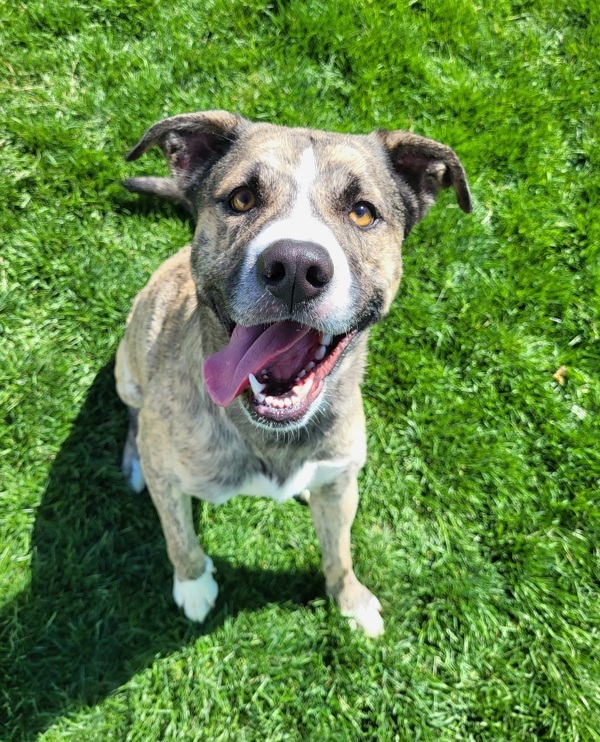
<box><xmin>297</xmin><ymin>488</ymin><xmax>311</xmax><ymax>504</ymax></box>
<box><xmin>128</xmin><ymin>458</ymin><xmax>146</xmax><ymax>494</ymax></box>
<box><xmin>343</xmin><ymin>594</ymin><xmax>384</xmax><ymax>638</ymax></box>
<box><xmin>173</xmin><ymin>557</ymin><xmax>219</xmax><ymax>623</ymax></box>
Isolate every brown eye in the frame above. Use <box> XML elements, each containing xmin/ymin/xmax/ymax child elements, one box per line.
<box><xmin>230</xmin><ymin>188</ymin><xmax>256</xmax><ymax>213</ymax></box>
<box><xmin>349</xmin><ymin>202</ymin><xmax>375</xmax><ymax>228</ymax></box>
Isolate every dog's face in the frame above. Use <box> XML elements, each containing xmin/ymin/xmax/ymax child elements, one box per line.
<box><xmin>126</xmin><ymin>112</ymin><xmax>471</xmax><ymax>431</ymax></box>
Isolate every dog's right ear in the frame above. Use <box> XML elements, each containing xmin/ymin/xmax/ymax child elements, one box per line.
<box><xmin>125</xmin><ymin>110</ymin><xmax>245</xmax><ymax>193</ymax></box>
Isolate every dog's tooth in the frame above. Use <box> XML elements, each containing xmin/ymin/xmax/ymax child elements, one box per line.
<box><xmin>306</xmin><ymin>361</ymin><xmax>316</xmax><ymax>372</ymax></box>
<box><xmin>315</xmin><ymin>345</ymin><xmax>327</xmax><ymax>361</ymax></box>
<box><xmin>320</xmin><ymin>334</ymin><xmax>333</xmax><ymax>346</ymax></box>
<box><xmin>248</xmin><ymin>373</ymin><xmax>267</xmax><ymax>396</ymax></box>
<box><xmin>256</xmin><ymin>392</ymin><xmax>266</xmax><ymax>403</ymax></box>
<box><xmin>283</xmin><ymin>397</ymin><xmax>292</xmax><ymax>407</ymax></box>
<box><xmin>297</xmin><ymin>369</ymin><xmax>306</xmax><ymax>380</ymax></box>
<box><xmin>293</xmin><ymin>376</ymin><xmax>314</xmax><ymax>402</ymax></box>
<box><xmin>265</xmin><ymin>395</ymin><xmax>276</xmax><ymax>407</ymax></box>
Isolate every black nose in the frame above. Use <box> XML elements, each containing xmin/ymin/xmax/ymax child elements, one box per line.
<box><xmin>257</xmin><ymin>240</ymin><xmax>334</xmax><ymax>310</ymax></box>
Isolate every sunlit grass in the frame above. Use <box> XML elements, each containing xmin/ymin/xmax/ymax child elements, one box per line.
<box><xmin>1</xmin><ymin>0</ymin><xmax>599</xmax><ymax>739</ymax></box>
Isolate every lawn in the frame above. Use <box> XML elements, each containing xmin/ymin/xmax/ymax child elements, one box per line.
<box><xmin>1</xmin><ymin>0</ymin><xmax>599</xmax><ymax>739</ymax></box>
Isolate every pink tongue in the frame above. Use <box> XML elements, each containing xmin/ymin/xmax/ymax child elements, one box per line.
<box><xmin>204</xmin><ymin>322</ymin><xmax>311</xmax><ymax>406</ymax></box>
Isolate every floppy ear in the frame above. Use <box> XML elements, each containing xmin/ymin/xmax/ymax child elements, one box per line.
<box><xmin>374</xmin><ymin>129</ymin><xmax>472</xmax><ymax>228</ymax></box>
<box><xmin>125</xmin><ymin>110</ymin><xmax>245</xmax><ymax>194</ymax></box>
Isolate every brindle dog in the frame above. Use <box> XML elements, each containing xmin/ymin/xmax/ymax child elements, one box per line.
<box><xmin>116</xmin><ymin>111</ymin><xmax>471</xmax><ymax>636</ymax></box>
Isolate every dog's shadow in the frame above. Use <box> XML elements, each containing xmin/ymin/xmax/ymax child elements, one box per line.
<box><xmin>0</xmin><ymin>361</ymin><xmax>322</xmax><ymax>739</ymax></box>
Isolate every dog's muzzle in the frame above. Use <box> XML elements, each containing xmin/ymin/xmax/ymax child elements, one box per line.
<box><xmin>202</xmin><ymin>239</ymin><xmax>363</xmax><ymax>428</ymax></box>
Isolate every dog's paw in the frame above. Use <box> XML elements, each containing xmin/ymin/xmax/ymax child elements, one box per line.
<box><xmin>127</xmin><ymin>458</ymin><xmax>146</xmax><ymax>493</ymax></box>
<box><xmin>121</xmin><ymin>448</ymin><xmax>146</xmax><ymax>493</ymax></box>
<box><xmin>343</xmin><ymin>594</ymin><xmax>384</xmax><ymax>638</ymax></box>
<box><xmin>173</xmin><ymin>557</ymin><xmax>219</xmax><ymax>623</ymax></box>
<box><xmin>293</xmin><ymin>489</ymin><xmax>311</xmax><ymax>506</ymax></box>
<box><xmin>336</xmin><ymin>583</ymin><xmax>384</xmax><ymax>638</ymax></box>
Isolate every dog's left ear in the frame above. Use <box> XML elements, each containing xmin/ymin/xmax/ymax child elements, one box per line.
<box><xmin>374</xmin><ymin>129</ymin><xmax>472</xmax><ymax>226</ymax></box>
<box><xmin>125</xmin><ymin>110</ymin><xmax>246</xmax><ymax>195</ymax></box>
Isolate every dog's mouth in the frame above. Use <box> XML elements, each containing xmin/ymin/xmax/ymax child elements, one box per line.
<box><xmin>204</xmin><ymin>321</ymin><xmax>357</xmax><ymax>424</ymax></box>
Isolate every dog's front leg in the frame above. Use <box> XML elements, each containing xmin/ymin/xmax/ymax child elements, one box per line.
<box><xmin>147</xmin><ymin>483</ymin><xmax>218</xmax><ymax>623</ymax></box>
<box><xmin>309</xmin><ymin>475</ymin><xmax>384</xmax><ymax>637</ymax></box>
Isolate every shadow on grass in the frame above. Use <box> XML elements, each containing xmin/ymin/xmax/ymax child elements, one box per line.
<box><xmin>0</xmin><ymin>361</ymin><xmax>321</xmax><ymax>740</ymax></box>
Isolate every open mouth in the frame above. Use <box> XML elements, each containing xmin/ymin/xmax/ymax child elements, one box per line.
<box><xmin>203</xmin><ymin>321</ymin><xmax>357</xmax><ymax>425</ymax></box>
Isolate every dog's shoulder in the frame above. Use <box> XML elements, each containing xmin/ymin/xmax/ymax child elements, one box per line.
<box><xmin>122</xmin><ymin>245</ymin><xmax>200</xmax><ymax>388</ymax></box>
<box><xmin>132</xmin><ymin>244</ymin><xmax>194</xmax><ymax>312</ymax></box>
<box><xmin>128</xmin><ymin>244</ymin><xmax>194</xmax><ymax>329</ymax></box>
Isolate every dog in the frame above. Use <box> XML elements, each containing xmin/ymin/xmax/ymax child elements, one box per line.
<box><xmin>115</xmin><ymin>111</ymin><xmax>471</xmax><ymax>637</ymax></box>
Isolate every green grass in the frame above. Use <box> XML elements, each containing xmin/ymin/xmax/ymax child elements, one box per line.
<box><xmin>1</xmin><ymin>0</ymin><xmax>599</xmax><ymax>739</ymax></box>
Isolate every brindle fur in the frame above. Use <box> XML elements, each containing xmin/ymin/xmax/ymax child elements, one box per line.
<box><xmin>116</xmin><ymin>111</ymin><xmax>471</xmax><ymax>636</ymax></box>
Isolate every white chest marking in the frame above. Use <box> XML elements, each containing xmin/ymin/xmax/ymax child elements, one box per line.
<box><xmin>210</xmin><ymin>458</ymin><xmax>350</xmax><ymax>504</ymax></box>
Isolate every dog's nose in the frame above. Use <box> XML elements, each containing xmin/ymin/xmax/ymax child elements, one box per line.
<box><xmin>257</xmin><ymin>240</ymin><xmax>334</xmax><ymax>309</ymax></box>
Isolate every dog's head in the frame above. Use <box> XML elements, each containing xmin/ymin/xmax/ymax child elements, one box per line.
<box><xmin>126</xmin><ymin>111</ymin><xmax>471</xmax><ymax>431</ymax></box>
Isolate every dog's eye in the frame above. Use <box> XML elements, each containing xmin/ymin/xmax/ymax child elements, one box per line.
<box><xmin>349</xmin><ymin>202</ymin><xmax>375</xmax><ymax>228</ymax></box>
<box><xmin>230</xmin><ymin>188</ymin><xmax>256</xmax><ymax>213</ymax></box>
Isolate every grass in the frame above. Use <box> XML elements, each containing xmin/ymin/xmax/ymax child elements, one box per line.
<box><xmin>1</xmin><ymin>0</ymin><xmax>599</xmax><ymax>738</ymax></box>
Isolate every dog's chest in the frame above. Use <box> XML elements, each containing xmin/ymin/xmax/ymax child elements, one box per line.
<box><xmin>186</xmin><ymin>457</ymin><xmax>350</xmax><ymax>505</ymax></box>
